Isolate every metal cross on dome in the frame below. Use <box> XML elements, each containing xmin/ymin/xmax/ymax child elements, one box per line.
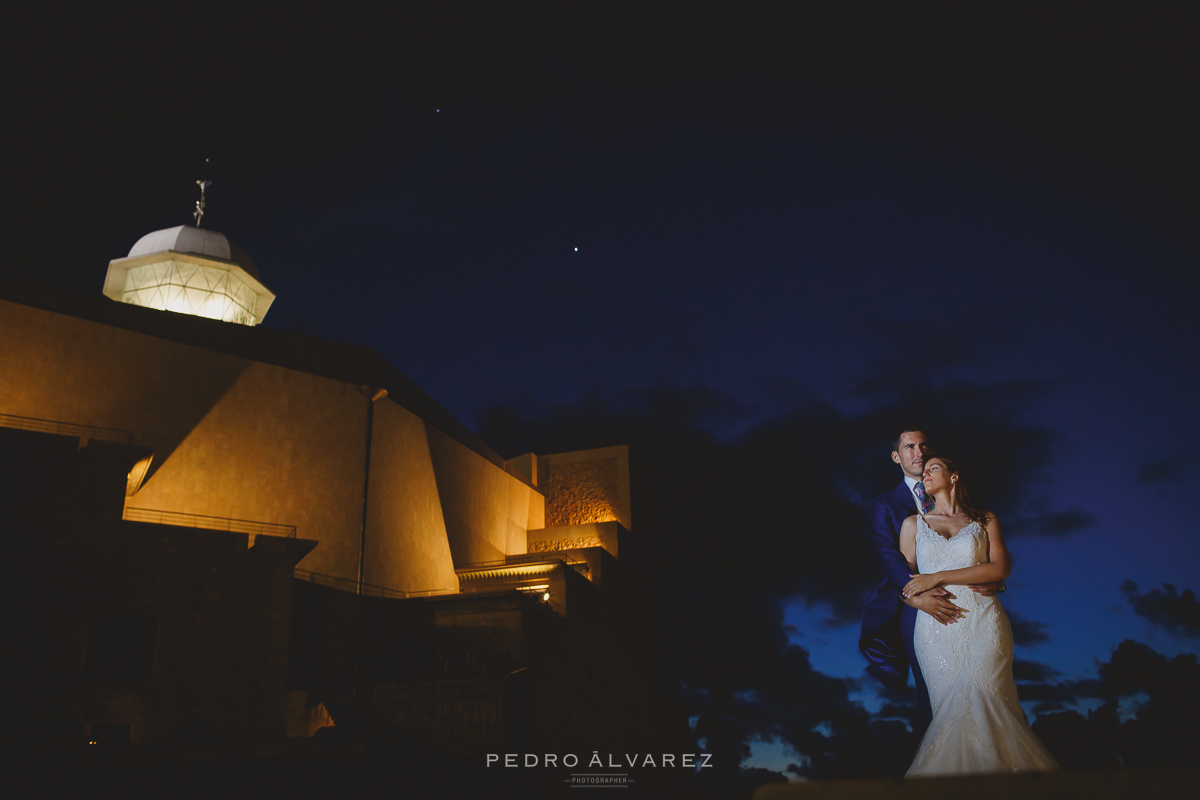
<box><xmin>194</xmin><ymin>179</ymin><xmax>212</xmax><ymax>227</ymax></box>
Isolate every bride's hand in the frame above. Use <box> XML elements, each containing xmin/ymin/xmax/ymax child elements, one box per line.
<box><xmin>904</xmin><ymin>573</ymin><xmax>942</xmax><ymax>598</ymax></box>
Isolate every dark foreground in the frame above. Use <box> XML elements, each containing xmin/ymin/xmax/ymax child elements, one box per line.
<box><xmin>755</xmin><ymin>769</ymin><xmax>1198</xmax><ymax>800</ymax></box>
<box><xmin>25</xmin><ymin>738</ymin><xmax>1199</xmax><ymax>800</ymax></box>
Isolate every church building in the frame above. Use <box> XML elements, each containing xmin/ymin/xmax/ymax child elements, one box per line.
<box><xmin>3</xmin><ymin>214</ymin><xmax>682</xmax><ymax>763</ymax></box>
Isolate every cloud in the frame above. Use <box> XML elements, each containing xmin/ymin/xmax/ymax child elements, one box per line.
<box><xmin>1008</xmin><ymin>611</ymin><xmax>1051</xmax><ymax>646</ymax></box>
<box><xmin>1121</xmin><ymin>581</ymin><xmax>1200</xmax><ymax>639</ymax></box>
<box><xmin>1030</xmin><ymin>701</ymin><xmax>1066</xmax><ymax>714</ymax></box>
<box><xmin>1031</xmin><ymin>509</ymin><xmax>1096</xmax><ymax>537</ymax></box>
<box><xmin>876</xmin><ymin>702</ymin><xmax>917</xmax><ymax>720</ymax></box>
<box><xmin>1027</xmin><ymin>640</ymin><xmax>1200</xmax><ymax>770</ymax></box>
<box><xmin>1136</xmin><ymin>454</ymin><xmax>1197</xmax><ymax>485</ymax></box>
<box><xmin>1013</xmin><ymin>659</ymin><xmax>1060</xmax><ymax>682</ymax></box>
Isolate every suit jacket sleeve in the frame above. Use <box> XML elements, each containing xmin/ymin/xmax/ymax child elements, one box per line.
<box><xmin>870</xmin><ymin>496</ymin><xmax>914</xmax><ymax>594</ymax></box>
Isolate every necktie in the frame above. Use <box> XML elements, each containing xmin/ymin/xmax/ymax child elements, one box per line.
<box><xmin>914</xmin><ymin>481</ymin><xmax>935</xmax><ymax>514</ymax></box>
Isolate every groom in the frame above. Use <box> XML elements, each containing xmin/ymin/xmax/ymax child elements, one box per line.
<box><xmin>859</xmin><ymin>425</ymin><xmax>999</xmax><ymax>730</ymax></box>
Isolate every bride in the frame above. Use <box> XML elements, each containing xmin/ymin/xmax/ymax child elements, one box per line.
<box><xmin>898</xmin><ymin>454</ymin><xmax>1060</xmax><ymax>776</ymax></box>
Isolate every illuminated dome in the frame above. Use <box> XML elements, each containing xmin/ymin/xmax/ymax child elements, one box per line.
<box><xmin>128</xmin><ymin>226</ymin><xmax>262</xmax><ymax>280</ymax></box>
<box><xmin>103</xmin><ymin>225</ymin><xmax>275</xmax><ymax>326</ymax></box>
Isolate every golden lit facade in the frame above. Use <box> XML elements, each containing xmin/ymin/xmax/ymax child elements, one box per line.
<box><xmin>4</xmin><ymin>224</ymin><xmax>631</xmax><ymax>604</ymax></box>
<box><xmin>3</xmin><ymin>221</ymin><xmax>672</xmax><ymax>759</ymax></box>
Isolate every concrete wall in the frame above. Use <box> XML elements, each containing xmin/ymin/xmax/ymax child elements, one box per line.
<box><xmin>2</xmin><ymin>298</ymin><xmax>557</xmax><ymax>591</ymax></box>
<box><xmin>364</xmin><ymin>396</ymin><xmax>551</xmax><ymax>593</ymax></box>
<box><xmin>1</xmin><ymin>299</ymin><xmax>249</xmax><ymax>463</ymax></box>
<box><xmin>364</xmin><ymin>399</ymin><xmax>459</xmax><ymax>594</ymax></box>
<box><xmin>539</xmin><ymin>445</ymin><xmax>632</xmax><ymax>530</ymax></box>
<box><xmin>127</xmin><ymin>359</ymin><xmax>368</xmax><ymax>580</ymax></box>
<box><xmin>426</xmin><ymin>423</ymin><xmax>542</xmax><ymax>568</ymax></box>
<box><xmin>2</xmin><ymin>300</ymin><xmax>367</xmax><ymax>580</ymax></box>
<box><xmin>527</xmin><ymin>521</ymin><xmax>625</xmax><ymax>558</ymax></box>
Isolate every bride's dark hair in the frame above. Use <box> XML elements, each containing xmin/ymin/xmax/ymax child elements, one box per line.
<box><xmin>925</xmin><ymin>453</ymin><xmax>989</xmax><ymax>524</ymax></box>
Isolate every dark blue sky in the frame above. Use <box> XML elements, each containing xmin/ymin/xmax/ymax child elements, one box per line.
<box><xmin>12</xmin><ymin>5</ymin><xmax>1198</xmax><ymax>778</ymax></box>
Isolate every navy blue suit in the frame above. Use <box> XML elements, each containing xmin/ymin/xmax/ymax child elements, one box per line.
<box><xmin>859</xmin><ymin>481</ymin><xmax>931</xmax><ymax>728</ymax></box>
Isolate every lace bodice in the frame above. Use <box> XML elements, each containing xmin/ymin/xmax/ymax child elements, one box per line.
<box><xmin>915</xmin><ymin>516</ymin><xmax>988</xmax><ymax>576</ymax></box>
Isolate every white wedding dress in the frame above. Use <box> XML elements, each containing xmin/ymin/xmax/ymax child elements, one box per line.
<box><xmin>906</xmin><ymin>516</ymin><xmax>1060</xmax><ymax>776</ymax></box>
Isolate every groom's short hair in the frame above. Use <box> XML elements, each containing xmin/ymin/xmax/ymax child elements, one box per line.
<box><xmin>892</xmin><ymin>424</ymin><xmax>927</xmax><ymax>452</ymax></box>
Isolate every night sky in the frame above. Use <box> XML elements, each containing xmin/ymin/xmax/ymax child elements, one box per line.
<box><xmin>12</xmin><ymin>6</ymin><xmax>1198</xmax><ymax>780</ymax></box>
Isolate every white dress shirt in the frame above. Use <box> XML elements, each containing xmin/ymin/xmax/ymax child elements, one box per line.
<box><xmin>904</xmin><ymin>475</ymin><xmax>924</xmax><ymax>512</ymax></box>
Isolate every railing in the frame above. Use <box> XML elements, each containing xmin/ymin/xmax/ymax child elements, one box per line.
<box><xmin>0</xmin><ymin>413</ymin><xmax>133</xmax><ymax>445</ymax></box>
<box><xmin>455</xmin><ymin>551</ymin><xmax>591</xmax><ymax>574</ymax></box>
<box><xmin>372</xmin><ymin>676</ymin><xmax>507</xmax><ymax>757</ymax></box>
<box><xmin>454</xmin><ymin>558</ymin><xmax>574</xmax><ymax>617</ymax></box>
<box><xmin>293</xmin><ymin>566</ymin><xmax>568</xmax><ymax>614</ymax></box>
<box><xmin>293</xmin><ymin>568</ymin><xmax>457</xmax><ymax>599</ymax></box>
<box><xmin>368</xmin><ymin>628</ymin><xmax>523</xmax><ymax>757</ymax></box>
<box><xmin>124</xmin><ymin>507</ymin><xmax>296</xmax><ymax>538</ymax></box>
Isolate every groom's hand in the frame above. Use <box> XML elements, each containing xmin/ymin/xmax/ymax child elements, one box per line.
<box><xmin>905</xmin><ymin>588</ymin><xmax>965</xmax><ymax>625</ymax></box>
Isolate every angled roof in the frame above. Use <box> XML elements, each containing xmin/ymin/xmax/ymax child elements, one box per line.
<box><xmin>127</xmin><ymin>225</ymin><xmax>261</xmax><ymax>280</ymax></box>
